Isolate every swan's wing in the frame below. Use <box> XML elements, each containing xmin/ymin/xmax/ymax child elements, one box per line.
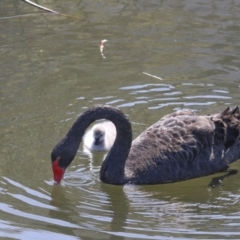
<box><xmin>127</xmin><ymin>107</ymin><xmax>240</xmax><ymax>183</ymax></box>
<box><xmin>159</xmin><ymin>109</ymin><xmax>195</xmax><ymax>121</ymax></box>
<box><xmin>211</xmin><ymin>106</ymin><xmax>240</xmax><ymax>151</ymax></box>
<box><xmin>127</xmin><ymin>114</ymin><xmax>219</xmax><ymax>183</ymax></box>
<box><xmin>131</xmin><ymin>108</ymin><xmax>197</xmax><ymax>154</ymax></box>
<box><xmin>132</xmin><ymin>114</ymin><xmax>214</xmax><ymax>161</ymax></box>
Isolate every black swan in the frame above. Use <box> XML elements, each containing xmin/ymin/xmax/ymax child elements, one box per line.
<box><xmin>51</xmin><ymin>105</ymin><xmax>240</xmax><ymax>185</ymax></box>
<box><xmin>83</xmin><ymin>121</ymin><xmax>116</xmax><ymax>151</ymax></box>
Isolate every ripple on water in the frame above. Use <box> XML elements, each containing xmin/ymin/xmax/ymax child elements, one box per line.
<box><xmin>61</xmin><ymin>168</ymin><xmax>96</xmax><ymax>187</ymax></box>
<box><xmin>118</xmin><ymin>81</ymin><xmax>233</xmax><ymax>112</ymax></box>
<box><xmin>1</xmin><ymin>163</ymin><xmax>240</xmax><ymax>239</ymax></box>
<box><xmin>0</xmin><ymin>220</ymin><xmax>79</xmax><ymax>240</ymax></box>
<box><xmin>42</xmin><ymin>144</ymin><xmax>240</xmax><ymax>239</ymax></box>
<box><xmin>0</xmin><ymin>177</ymin><xmax>84</xmax><ymax>240</ymax></box>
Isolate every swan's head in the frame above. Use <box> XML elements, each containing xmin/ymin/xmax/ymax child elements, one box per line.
<box><xmin>92</xmin><ymin>125</ymin><xmax>105</xmax><ymax>146</ymax></box>
<box><xmin>51</xmin><ymin>139</ymin><xmax>79</xmax><ymax>184</ymax></box>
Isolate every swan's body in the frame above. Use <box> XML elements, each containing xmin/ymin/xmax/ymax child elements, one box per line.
<box><xmin>51</xmin><ymin>105</ymin><xmax>240</xmax><ymax>185</ymax></box>
<box><xmin>83</xmin><ymin>121</ymin><xmax>116</xmax><ymax>151</ymax></box>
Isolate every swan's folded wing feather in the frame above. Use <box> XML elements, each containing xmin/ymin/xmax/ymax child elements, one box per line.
<box><xmin>126</xmin><ymin>107</ymin><xmax>240</xmax><ymax>183</ymax></box>
<box><xmin>132</xmin><ymin>115</ymin><xmax>215</xmax><ymax>163</ymax></box>
<box><xmin>159</xmin><ymin>109</ymin><xmax>195</xmax><ymax>121</ymax></box>
<box><xmin>127</xmin><ymin>115</ymin><xmax>217</xmax><ymax>182</ymax></box>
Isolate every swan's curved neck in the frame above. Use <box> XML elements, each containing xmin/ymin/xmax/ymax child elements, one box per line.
<box><xmin>52</xmin><ymin>106</ymin><xmax>132</xmax><ymax>183</ymax></box>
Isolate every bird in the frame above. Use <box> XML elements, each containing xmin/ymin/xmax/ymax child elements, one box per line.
<box><xmin>83</xmin><ymin>121</ymin><xmax>116</xmax><ymax>151</ymax></box>
<box><xmin>51</xmin><ymin>105</ymin><xmax>240</xmax><ymax>185</ymax></box>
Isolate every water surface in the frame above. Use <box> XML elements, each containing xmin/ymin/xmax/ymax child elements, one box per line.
<box><xmin>1</xmin><ymin>0</ymin><xmax>240</xmax><ymax>239</ymax></box>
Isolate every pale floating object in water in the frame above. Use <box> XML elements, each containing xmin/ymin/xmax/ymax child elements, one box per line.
<box><xmin>143</xmin><ymin>72</ymin><xmax>162</xmax><ymax>80</ymax></box>
<box><xmin>100</xmin><ymin>39</ymin><xmax>108</xmax><ymax>59</ymax></box>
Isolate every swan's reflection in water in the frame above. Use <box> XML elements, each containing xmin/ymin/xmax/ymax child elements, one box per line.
<box><xmin>49</xmin><ymin>185</ymin><xmax>81</xmax><ymax>237</ymax></box>
<box><xmin>82</xmin><ymin>147</ymin><xmax>108</xmax><ymax>172</ymax></box>
<box><xmin>49</xmin><ymin>182</ymin><xmax>128</xmax><ymax>240</ymax></box>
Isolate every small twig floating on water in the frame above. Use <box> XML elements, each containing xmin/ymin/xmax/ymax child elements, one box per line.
<box><xmin>100</xmin><ymin>39</ymin><xmax>108</xmax><ymax>59</ymax></box>
<box><xmin>22</xmin><ymin>0</ymin><xmax>81</xmax><ymax>20</ymax></box>
<box><xmin>142</xmin><ymin>72</ymin><xmax>163</xmax><ymax>80</ymax></box>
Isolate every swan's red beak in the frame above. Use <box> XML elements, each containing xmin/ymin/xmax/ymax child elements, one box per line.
<box><xmin>52</xmin><ymin>159</ymin><xmax>65</xmax><ymax>184</ymax></box>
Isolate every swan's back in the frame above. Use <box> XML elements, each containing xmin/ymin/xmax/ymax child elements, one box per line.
<box><xmin>124</xmin><ymin>107</ymin><xmax>240</xmax><ymax>184</ymax></box>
